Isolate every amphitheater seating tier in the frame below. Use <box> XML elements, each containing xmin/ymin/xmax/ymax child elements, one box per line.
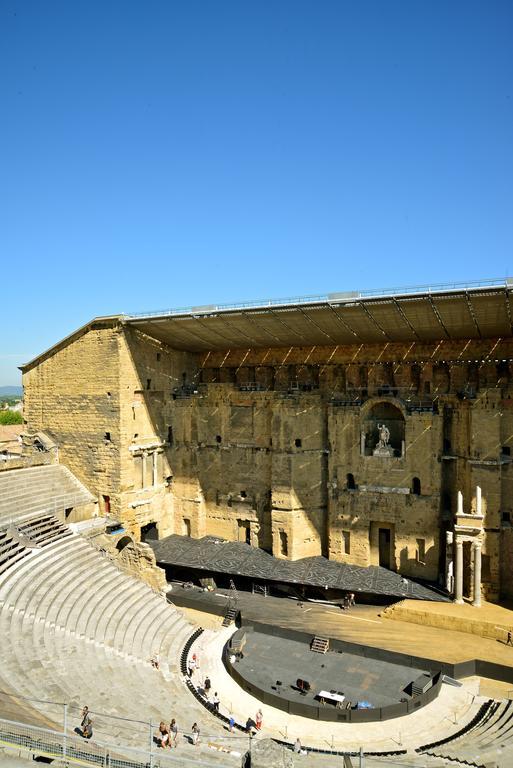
<box><xmin>0</xmin><ymin>464</ymin><xmax>95</xmax><ymax>523</ymax></box>
<box><xmin>0</xmin><ymin>522</ymin><xmax>238</xmax><ymax>765</ymax></box>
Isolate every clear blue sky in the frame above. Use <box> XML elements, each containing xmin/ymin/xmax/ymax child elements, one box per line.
<box><xmin>1</xmin><ymin>1</ymin><xmax>512</xmax><ymax>385</ymax></box>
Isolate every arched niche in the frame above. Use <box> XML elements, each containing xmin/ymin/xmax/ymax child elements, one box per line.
<box><xmin>361</xmin><ymin>401</ymin><xmax>405</xmax><ymax>457</ymax></box>
<box><xmin>116</xmin><ymin>535</ymin><xmax>134</xmax><ymax>553</ymax></box>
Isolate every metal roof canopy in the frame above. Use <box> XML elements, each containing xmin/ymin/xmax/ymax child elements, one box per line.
<box><xmin>125</xmin><ymin>279</ymin><xmax>513</xmax><ymax>351</ymax></box>
<box><xmin>150</xmin><ymin>534</ymin><xmax>449</xmax><ymax>601</ymax></box>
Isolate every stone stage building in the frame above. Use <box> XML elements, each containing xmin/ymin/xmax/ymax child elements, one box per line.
<box><xmin>20</xmin><ymin>279</ymin><xmax>513</xmax><ymax>603</ymax></box>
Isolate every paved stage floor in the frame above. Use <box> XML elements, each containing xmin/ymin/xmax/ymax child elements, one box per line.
<box><xmin>170</xmin><ymin>582</ymin><xmax>513</xmax><ymax>672</ymax></box>
<box><xmin>230</xmin><ymin>627</ymin><xmax>429</xmax><ymax>708</ymax></box>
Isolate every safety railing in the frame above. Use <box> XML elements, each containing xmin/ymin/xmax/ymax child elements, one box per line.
<box><xmin>124</xmin><ymin>277</ymin><xmax>512</xmax><ymax>320</ymax></box>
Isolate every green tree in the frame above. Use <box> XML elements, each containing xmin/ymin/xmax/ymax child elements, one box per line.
<box><xmin>0</xmin><ymin>410</ymin><xmax>23</xmax><ymax>425</ymax></box>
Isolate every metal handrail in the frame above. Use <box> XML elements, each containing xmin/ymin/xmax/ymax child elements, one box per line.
<box><xmin>124</xmin><ymin>277</ymin><xmax>512</xmax><ymax>320</ymax></box>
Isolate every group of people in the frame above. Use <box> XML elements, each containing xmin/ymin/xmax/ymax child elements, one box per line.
<box><xmin>341</xmin><ymin>592</ymin><xmax>356</xmax><ymax>610</ymax></box>
<box><xmin>157</xmin><ymin>718</ymin><xmax>185</xmax><ymax>748</ymax></box>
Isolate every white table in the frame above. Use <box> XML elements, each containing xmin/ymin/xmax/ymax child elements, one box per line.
<box><xmin>317</xmin><ymin>690</ymin><xmax>346</xmax><ymax>706</ymax></box>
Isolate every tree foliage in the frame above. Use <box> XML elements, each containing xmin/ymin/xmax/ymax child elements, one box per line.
<box><xmin>0</xmin><ymin>410</ymin><xmax>23</xmax><ymax>425</ymax></box>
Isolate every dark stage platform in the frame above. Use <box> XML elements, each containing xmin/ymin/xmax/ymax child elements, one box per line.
<box><xmin>229</xmin><ymin>627</ymin><xmax>427</xmax><ymax>708</ymax></box>
<box><xmin>224</xmin><ymin>626</ymin><xmax>442</xmax><ymax>722</ymax></box>
<box><xmin>151</xmin><ymin>535</ymin><xmax>449</xmax><ymax>601</ymax></box>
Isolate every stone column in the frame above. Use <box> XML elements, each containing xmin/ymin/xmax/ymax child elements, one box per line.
<box><xmin>141</xmin><ymin>452</ymin><xmax>146</xmax><ymax>488</ymax></box>
<box><xmin>454</xmin><ymin>538</ymin><xmax>464</xmax><ymax>604</ymax></box>
<box><xmin>476</xmin><ymin>486</ymin><xmax>482</xmax><ymax>516</ymax></box>
<box><xmin>360</xmin><ymin>432</ymin><xmax>366</xmax><ymax>456</ymax></box>
<box><xmin>472</xmin><ymin>541</ymin><xmax>482</xmax><ymax>607</ymax></box>
<box><xmin>457</xmin><ymin>491</ymin><xmax>463</xmax><ymax>516</ymax></box>
<box><xmin>152</xmin><ymin>452</ymin><xmax>158</xmax><ymax>487</ymax></box>
<box><xmin>445</xmin><ymin>531</ymin><xmax>454</xmax><ymax>593</ymax></box>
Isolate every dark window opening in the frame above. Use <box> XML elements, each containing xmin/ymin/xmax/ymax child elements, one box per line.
<box><xmin>216</xmin><ymin>435</ymin><xmax>222</xmax><ymax>444</ymax></box>
<box><xmin>240</xmin><ymin>490</ymin><xmax>247</xmax><ymax>498</ymax></box>
<box><xmin>295</xmin><ymin>438</ymin><xmax>302</xmax><ymax>448</ymax></box>
<box><xmin>156</xmin><ymin>352</ymin><xmax>161</xmax><ymax>362</ymax></box>
<box><xmin>412</xmin><ymin>477</ymin><xmax>421</xmax><ymax>495</ymax></box>
<box><xmin>134</xmin><ymin>433</ymin><xmax>138</xmax><ymax>438</ymax></box>
<box><xmin>182</xmin><ymin>372</ymin><xmax>187</xmax><ymax>384</ymax></box>
<box><xmin>443</xmin><ymin>438</ymin><xmax>451</xmax><ymax>454</ymax></box>
<box><xmin>346</xmin><ymin>473</ymin><xmax>356</xmax><ymax>490</ymax></box>
<box><xmin>146</xmin><ymin>379</ymin><xmax>151</xmax><ymax>390</ymax></box>
<box><xmin>502</xmin><ymin>446</ymin><xmax>511</xmax><ymax>456</ymax></box>
<box><xmin>65</xmin><ymin>507</ymin><xmax>73</xmax><ymax>519</ymax></box>
<box><xmin>416</xmin><ymin>538</ymin><xmax>425</xmax><ymax>562</ymax></box>
<box><xmin>104</xmin><ymin>432</ymin><xmax>111</xmax><ymax>442</ymax></box>
<box><xmin>482</xmin><ymin>554</ymin><xmax>491</xmax><ymax>581</ymax></box>
<box><xmin>342</xmin><ymin>530</ymin><xmax>351</xmax><ymax>555</ymax></box>
<box><xmin>102</xmin><ymin>495</ymin><xmax>111</xmax><ymax>515</ymax></box>
<box><xmin>424</xmin><ymin>381</ymin><xmax>431</xmax><ymax>394</ymax></box>
<box><xmin>443</xmin><ymin>492</ymin><xmax>452</xmax><ymax>512</ymax></box>
<box><xmin>168</xmin><ymin>426</ymin><xmax>173</xmax><ymax>446</ymax></box>
<box><xmin>141</xmin><ymin>522</ymin><xmax>158</xmax><ymax>542</ymax></box>
<box><xmin>502</xmin><ymin>511</ymin><xmax>511</xmax><ymax>523</ymax></box>
<box><xmin>183</xmin><ymin>518</ymin><xmax>191</xmax><ymax>537</ymax></box>
<box><xmin>166</xmin><ymin>475</ymin><xmax>173</xmax><ymax>487</ymax></box>
<box><xmin>279</xmin><ymin>530</ymin><xmax>288</xmax><ymax>556</ymax></box>
<box><xmin>107</xmin><ymin>391</ymin><xmax>111</xmax><ymax>398</ymax></box>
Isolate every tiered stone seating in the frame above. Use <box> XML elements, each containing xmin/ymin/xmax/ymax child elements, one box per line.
<box><xmin>419</xmin><ymin>699</ymin><xmax>513</xmax><ymax>766</ymax></box>
<box><xmin>0</xmin><ymin>464</ymin><xmax>95</xmax><ymax>524</ymax></box>
<box><xmin>0</xmin><ymin>529</ymin><xmax>30</xmax><ymax>574</ymax></box>
<box><xmin>0</xmin><ymin>528</ymin><xmax>238</xmax><ymax>765</ymax></box>
<box><xmin>15</xmin><ymin>514</ymin><xmax>72</xmax><ymax>546</ymax></box>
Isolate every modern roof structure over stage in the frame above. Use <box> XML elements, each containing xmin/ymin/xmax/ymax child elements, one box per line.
<box><xmin>124</xmin><ymin>277</ymin><xmax>513</xmax><ymax>351</ymax></box>
<box><xmin>150</xmin><ymin>534</ymin><xmax>449</xmax><ymax>601</ymax></box>
<box><xmin>21</xmin><ymin>277</ymin><xmax>513</xmax><ymax>369</ymax></box>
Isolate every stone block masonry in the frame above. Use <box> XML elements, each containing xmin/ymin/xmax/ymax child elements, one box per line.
<box><xmin>21</xmin><ymin>318</ymin><xmax>513</xmax><ymax>602</ymax></box>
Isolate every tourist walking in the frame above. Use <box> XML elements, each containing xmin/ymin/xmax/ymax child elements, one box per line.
<box><xmin>170</xmin><ymin>719</ymin><xmax>178</xmax><ymax>747</ymax></box>
<box><xmin>191</xmin><ymin>722</ymin><xmax>200</xmax><ymax>745</ymax></box>
<box><xmin>229</xmin><ymin>715</ymin><xmax>235</xmax><ymax>733</ymax></box>
<box><xmin>255</xmin><ymin>709</ymin><xmax>263</xmax><ymax>730</ymax></box>
<box><xmin>188</xmin><ymin>656</ymin><xmax>196</xmax><ymax>677</ymax></box>
<box><xmin>507</xmin><ymin>630</ymin><xmax>513</xmax><ymax>646</ymax></box>
<box><xmin>158</xmin><ymin>721</ymin><xmax>169</xmax><ymax>748</ymax></box>
<box><xmin>204</xmin><ymin>675</ymin><xmax>211</xmax><ymax>693</ymax></box>
<box><xmin>212</xmin><ymin>692</ymin><xmax>220</xmax><ymax>712</ymax></box>
<box><xmin>80</xmin><ymin>706</ymin><xmax>92</xmax><ymax>738</ymax></box>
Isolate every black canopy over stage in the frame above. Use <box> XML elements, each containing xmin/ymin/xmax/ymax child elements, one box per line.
<box><xmin>149</xmin><ymin>535</ymin><xmax>449</xmax><ymax>602</ymax></box>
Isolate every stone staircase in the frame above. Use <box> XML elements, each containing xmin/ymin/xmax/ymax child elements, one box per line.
<box><xmin>0</xmin><ymin>464</ymin><xmax>95</xmax><ymax>523</ymax></box>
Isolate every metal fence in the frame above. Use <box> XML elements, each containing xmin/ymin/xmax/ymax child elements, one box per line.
<box><xmin>0</xmin><ymin>714</ymin><xmax>249</xmax><ymax>768</ymax></box>
<box><xmin>0</xmin><ymin>690</ymin><xmax>376</xmax><ymax>767</ymax></box>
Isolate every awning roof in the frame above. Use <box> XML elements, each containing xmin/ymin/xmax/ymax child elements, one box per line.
<box><xmin>125</xmin><ymin>280</ymin><xmax>513</xmax><ymax>351</ymax></box>
<box><xmin>150</xmin><ymin>534</ymin><xmax>449</xmax><ymax>602</ymax></box>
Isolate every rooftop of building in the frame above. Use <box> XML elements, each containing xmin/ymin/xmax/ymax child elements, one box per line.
<box><xmin>21</xmin><ymin>277</ymin><xmax>513</xmax><ymax>370</ymax></box>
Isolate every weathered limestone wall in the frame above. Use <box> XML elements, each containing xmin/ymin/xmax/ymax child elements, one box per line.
<box><xmin>22</xmin><ymin>324</ymin><xmax>513</xmax><ymax>600</ymax></box>
<box><xmin>23</xmin><ymin>322</ymin><xmax>122</xmax><ymax>513</ymax></box>
<box><xmin>118</xmin><ymin>327</ymin><xmax>198</xmax><ymax>539</ymax></box>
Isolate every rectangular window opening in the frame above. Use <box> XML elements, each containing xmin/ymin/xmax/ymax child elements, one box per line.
<box><xmin>146</xmin><ymin>379</ymin><xmax>151</xmax><ymax>390</ymax></box>
<box><xmin>104</xmin><ymin>432</ymin><xmax>111</xmax><ymax>442</ymax></box>
<box><xmin>342</xmin><ymin>530</ymin><xmax>351</xmax><ymax>555</ymax></box>
<box><xmin>416</xmin><ymin>538</ymin><xmax>425</xmax><ymax>563</ymax></box>
<box><xmin>279</xmin><ymin>530</ymin><xmax>288</xmax><ymax>556</ymax></box>
<box><xmin>294</xmin><ymin>438</ymin><xmax>302</xmax><ymax>448</ymax></box>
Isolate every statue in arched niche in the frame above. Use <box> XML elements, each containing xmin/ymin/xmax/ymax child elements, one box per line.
<box><xmin>377</xmin><ymin>423</ymin><xmax>390</xmax><ymax>449</ymax></box>
<box><xmin>373</xmin><ymin>422</ymin><xmax>394</xmax><ymax>457</ymax></box>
